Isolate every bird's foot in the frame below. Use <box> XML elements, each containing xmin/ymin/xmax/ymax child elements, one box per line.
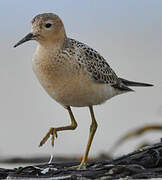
<box><xmin>72</xmin><ymin>161</ymin><xmax>87</xmax><ymax>169</ymax></box>
<box><xmin>39</xmin><ymin>127</ymin><xmax>58</xmax><ymax>147</ymax></box>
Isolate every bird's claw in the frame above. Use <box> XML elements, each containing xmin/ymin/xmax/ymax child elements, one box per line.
<box><xmin>72</xmin><ymin>161</ymin><xmax>87</xmax><ymax>169</ymax></box>
<box><xmin>51</xmin><ymin>128</ymin><xmax>58</xmax><ymax>146</ymax></box>
<box><xmin>39</xmin><ymin>127</ymin><xmax>58</xmax><ymax>147</ymax></box>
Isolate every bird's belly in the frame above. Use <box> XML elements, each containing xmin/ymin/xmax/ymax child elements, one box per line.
<box><xmin>57</xmin><ymin>82</ymin><xmax>117</xmax><ymax>107</ymax></box>
<box><xmin>34</xmin><ymin>71</ymin><xmax>117</xmax><ymax>107</ymax></box>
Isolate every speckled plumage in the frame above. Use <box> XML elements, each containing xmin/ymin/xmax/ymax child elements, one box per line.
<box><xmin>66</xmin><ymin>38</ymin><xmax>119</xmax><ymax>84</ymax></box>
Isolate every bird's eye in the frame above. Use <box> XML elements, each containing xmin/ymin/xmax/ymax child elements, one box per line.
<box><xmin>45</xmin><ymin>23</ymin><xmax>52</xmax><ymax>28</ymax></box>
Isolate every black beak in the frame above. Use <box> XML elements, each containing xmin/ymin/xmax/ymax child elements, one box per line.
<box><xmin>14</xmin><ymin>33</ymin><xmax>35</xmax><ymax>48</ymax></box>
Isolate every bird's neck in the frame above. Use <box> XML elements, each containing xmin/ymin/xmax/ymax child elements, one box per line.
<box><xmin>36</xmin><ymin>38</ymin><xmax>67</xmax><ymax>59</ymax></box>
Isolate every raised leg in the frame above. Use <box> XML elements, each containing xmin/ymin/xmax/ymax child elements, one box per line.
<box><xmin>39</xmin><ymin>106</ymin><xmax>77</xmax><ymax>147</ymax></box>
<box><xmin>78</xmin><ymin>106</ymin><xmax>98</xmax><ymax>169</ymax></box>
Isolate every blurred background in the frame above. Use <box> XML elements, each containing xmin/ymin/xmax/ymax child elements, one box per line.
<box><xmin>0</xmin><ymin>0</ymin><xmax>162</xmax><ymax>167</ymax></box>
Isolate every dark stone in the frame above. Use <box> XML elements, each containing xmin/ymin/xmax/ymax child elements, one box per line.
<box><xmin>2</xmin><ymin>141</ymin><xmax>162</xmax><ymax>179</ymax></box>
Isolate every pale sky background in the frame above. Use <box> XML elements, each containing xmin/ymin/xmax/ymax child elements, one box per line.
<box><xmin>0</xmin><ymin>0</ymin><xmax>162</xmax><ymax>161</ymax></box>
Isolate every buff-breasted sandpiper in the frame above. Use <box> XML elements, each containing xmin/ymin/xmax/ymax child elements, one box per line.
<box><xmin>14</xmin><ymin>13</ymin><xmax>153</xmax><ymax>169</ymax></box>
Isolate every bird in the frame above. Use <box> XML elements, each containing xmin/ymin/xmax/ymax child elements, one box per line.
<box><xmin>14</xmin><ymin>13</ymin><xmax>153</xmax><ymax>169</ymax></box>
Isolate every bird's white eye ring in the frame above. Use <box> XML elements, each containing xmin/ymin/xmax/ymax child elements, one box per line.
<box><xmin>45</xmin><ymin>23</ymin><xmax>52</xmax><ymax>28</ymax></box>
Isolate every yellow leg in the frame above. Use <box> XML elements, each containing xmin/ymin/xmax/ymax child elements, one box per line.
<box><xmin>78</xmin><ymin>106</ymin><xmax>98</xmax><ymax>169</ymax></box>
<box><xmin>39</xmin><ymin>106</ymin><xmax>77</xmax><ymax>147</ymax></box>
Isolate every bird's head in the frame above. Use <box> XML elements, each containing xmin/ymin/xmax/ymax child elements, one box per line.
<box><xmin>14</xmin><ymin>13</ymin><xmax>66</xmax><ymax>48</ymax></box>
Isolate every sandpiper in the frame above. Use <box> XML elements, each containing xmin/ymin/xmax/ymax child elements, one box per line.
<box><xmin>14</xmin><ymin>13</ymin><xmax>153</xmax><ymax>169</ymax></box>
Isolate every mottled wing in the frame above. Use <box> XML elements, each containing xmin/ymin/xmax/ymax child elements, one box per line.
<box><xmin>69</xmin><ymin>38</ymin><xmax>119</xmax><ymax>85</ymax></box>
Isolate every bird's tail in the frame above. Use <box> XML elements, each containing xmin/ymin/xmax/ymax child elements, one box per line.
<box><xmin>119</xmin><ymin>78</ymin><xmax>153</xmax><ymax>87</ymax></box>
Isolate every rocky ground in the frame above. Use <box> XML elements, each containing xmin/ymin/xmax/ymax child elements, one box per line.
<box><xmin>1</xmin><ymin>140</ymin><xmax>162</xmax><ymax>179</ymax></box>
